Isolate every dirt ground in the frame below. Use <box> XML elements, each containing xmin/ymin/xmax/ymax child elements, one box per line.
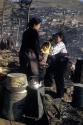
<box><xmin>0</xmin><ymin>50</ymin><xmax>83</xmax><ymax>125</ymax></box>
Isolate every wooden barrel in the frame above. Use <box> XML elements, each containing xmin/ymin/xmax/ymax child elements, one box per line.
<box><xmin>72</xmin><ymin>84</ymin><xmax>83</xmax><ymax>108</ymax></box>
<box><xmin>2</xmin><ymin>73</ymin><xmax>28</xmax><ymax>120</ymax></box>
<box><xmin>5</xmin><ymin>73</ymin><xmax>28</xmax><ymax>92</ymax></box>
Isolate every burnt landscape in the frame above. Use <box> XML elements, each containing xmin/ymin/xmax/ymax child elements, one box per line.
<box><xmin>0</xmin><ymin>0</ymin><xmax>83</xmax><ymax>125</ymax></box>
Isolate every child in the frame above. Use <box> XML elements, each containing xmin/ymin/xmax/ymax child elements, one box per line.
<box><xmin>39</xmin><ymin>41</ymin><xmax>51</xmax><ymax>67</ymax></box>
<box><xmin>44</xmin><ymin>32</ymin><xmax>69</xmax><ymax>98</ymax></box>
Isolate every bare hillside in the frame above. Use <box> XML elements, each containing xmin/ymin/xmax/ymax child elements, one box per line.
<box><xmin>32</xmin><ymin>0</ymin><xmax>83</xmax><ymax>11</ymax></box>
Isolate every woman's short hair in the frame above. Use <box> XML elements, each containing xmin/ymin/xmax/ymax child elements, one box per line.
<box><xmin>28</xmin><ymin>17</ymin><xmax>41</xmax><ymax>28</ymax></box>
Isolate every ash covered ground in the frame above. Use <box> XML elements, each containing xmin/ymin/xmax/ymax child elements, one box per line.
<box><xmin>0</xmin><ymin>1</ymin><xmax>83</xmax><ymax>125</ymax></box>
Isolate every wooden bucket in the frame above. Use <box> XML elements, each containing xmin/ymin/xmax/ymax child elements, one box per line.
<box><xmin>2</xmin><ymin>73</ymin><xmax>28</xmax><ymax>120</ymax></box>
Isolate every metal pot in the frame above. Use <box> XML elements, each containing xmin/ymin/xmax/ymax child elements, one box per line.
<box><xmin>28</xmin><ymin>76</ymin><xmax>42</xmax><ymax>89</ymax></box>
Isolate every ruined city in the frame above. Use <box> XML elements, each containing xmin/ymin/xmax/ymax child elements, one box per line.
<box><xmin>0</xmin><ymin>0</ymin><xmax>83</xmax><ymax>125</ymax></box>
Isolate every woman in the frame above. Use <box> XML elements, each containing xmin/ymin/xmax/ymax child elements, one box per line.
<box><xmin>19</xmin><ymin>17</ymin><xmax>41</xmax><ymax>78</ymax></box>
<box><xmin>44</xmin><ymin>32</ymin><xmax>69</xmax><ymax>98</ymax></box>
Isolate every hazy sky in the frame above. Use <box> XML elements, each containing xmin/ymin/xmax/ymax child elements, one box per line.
<box><xmin>79</xmin><ymin>0</ymin><xmax>83</xmax><ymax>2</ymax></box>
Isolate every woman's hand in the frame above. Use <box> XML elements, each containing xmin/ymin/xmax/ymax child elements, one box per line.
<box><xmin>39</xmin><ymin>55</ymin><xmax>43</xmax><ymax>61</ymax></box>
<box><xmin>39</xmin><ymin>61</ymin><xmax>48</xmax><ymax>68</ymax></box>
<box><xmin>70</xmin><ymin>64</ymin><xmax>75</xmax><ymax>72</ymax></box>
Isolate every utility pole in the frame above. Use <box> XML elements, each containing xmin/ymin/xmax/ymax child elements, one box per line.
<box><xmin>9</xmin><ymin>0</ymin><xmax>33</xmax><ymax>46</ymax></box>
<box><xmin>1</xmin><ymin>0</ymin><xmax>7</xmax><ymax>38</ymax></box>
<box><xmin>27</xmin><ymin>3</ymin><xmax>31</xmax><ymax>23</ymax></box>
<box><xmin>10</xmin><ymin>0</ymin><xmax>33</xmax><ymax>23</ymax></box>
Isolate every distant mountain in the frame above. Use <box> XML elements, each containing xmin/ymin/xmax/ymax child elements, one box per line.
<box><xmin>0</xmin><ymin>0</ymin><xmax>83</xmax><ymax>11</ymax></box>
<box><xmin>32</xmin><ymin>0</ymin><xmax>83</xmax><ymax>11</ymax></box>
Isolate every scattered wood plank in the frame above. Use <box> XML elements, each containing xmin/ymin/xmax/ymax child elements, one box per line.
<box><xmin>0</xmin><ymin>118</ymin><xmax>26</xmax><ymax>125</ymax></box>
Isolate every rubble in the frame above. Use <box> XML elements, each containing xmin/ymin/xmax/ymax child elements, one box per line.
<box><xmin>0</xmin><ymin>50</ymin><xmax>19</xmax><ymax>75</ymax></box>
<box><xmin>0</xmin><ymin>5</ymin><xmax>83</xmax><ymax>125</ymax></box>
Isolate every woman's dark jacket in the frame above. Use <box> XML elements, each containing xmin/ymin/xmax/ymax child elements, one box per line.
<box><xmin>20</xmin><ymin>28</ymin><xmax>40</xmax><ymax>59</ymax></box>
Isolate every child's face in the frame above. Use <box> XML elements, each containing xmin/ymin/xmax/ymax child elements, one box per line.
<box><xmin>42</xmin><ymin>46</ymin><xmax>48</xmax><ymax>51</ymax></box>
<box><xmin>41</xmin><ymin>43</ymin><xmax>50</xmax><ymax>54</ymax></box>
<box><xmin>55</xmin><ymin>36</ymin><xmax>62</xmax><ymax>43</ymax></box>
